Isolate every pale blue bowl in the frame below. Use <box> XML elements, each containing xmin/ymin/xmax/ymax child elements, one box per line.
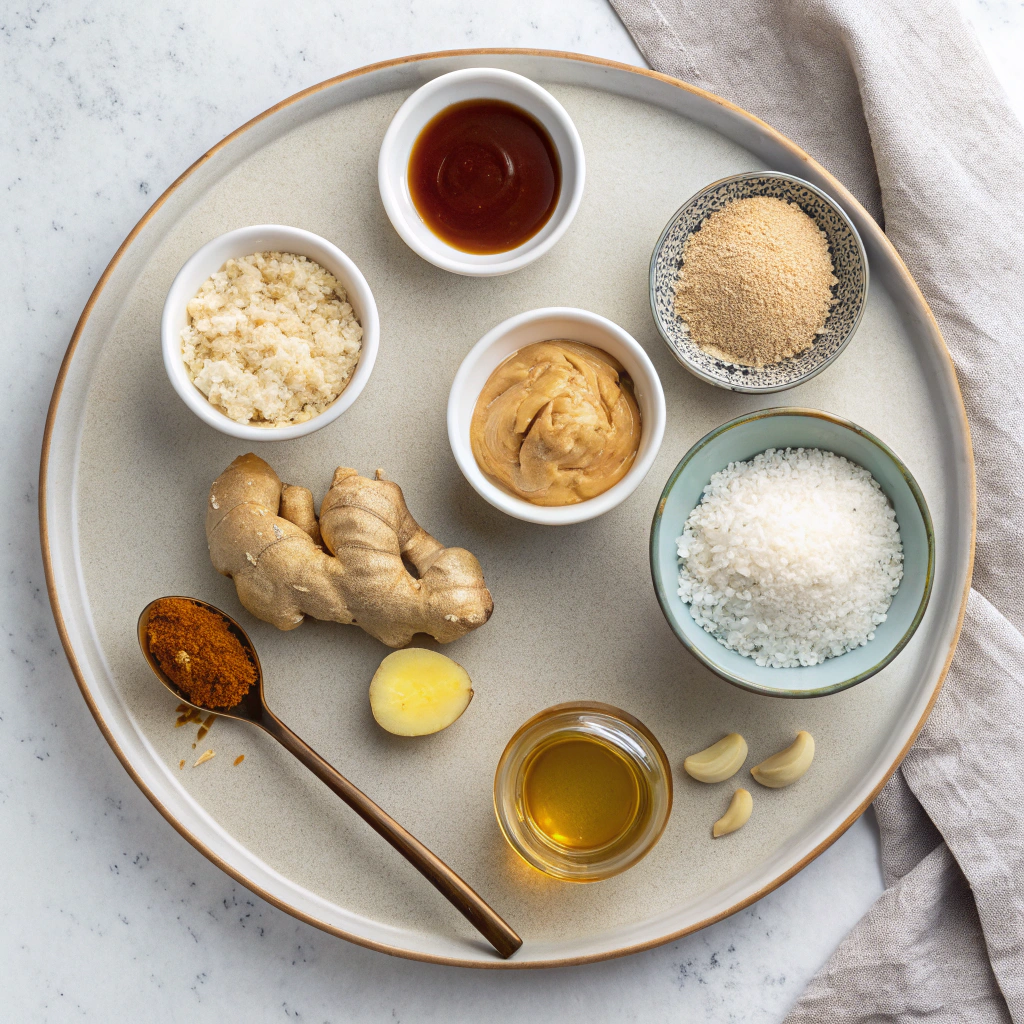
<box><xmin>650</xmin><ymin>409</ymin><xmax>934</xmax><ymax>698</ymax></box>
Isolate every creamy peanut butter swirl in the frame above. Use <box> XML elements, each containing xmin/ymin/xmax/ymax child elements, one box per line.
<box><xmin>470</xmin><ymin>340</ymin><xmax>642</xmax><ymax>506</ymax></box>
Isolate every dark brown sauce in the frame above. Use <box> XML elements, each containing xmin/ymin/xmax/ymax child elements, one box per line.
<box><xmin>408</xmin><ymin>99</ymin><xmax>561</xmax><ymax>254</ymax></box>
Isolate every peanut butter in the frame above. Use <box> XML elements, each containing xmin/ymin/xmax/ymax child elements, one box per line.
<box><xmin>470</xmin><ymin>341</ymin><xmax>642</xmax><ymax>506</ymax></box>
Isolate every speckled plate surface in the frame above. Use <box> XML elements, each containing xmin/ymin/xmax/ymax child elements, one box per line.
<box><xmin>40</xmin><ymin>51</ymin><xmax>974</xmax><ymax>968</ymax></box>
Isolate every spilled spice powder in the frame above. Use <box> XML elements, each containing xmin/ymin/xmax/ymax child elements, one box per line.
<box><xmin>196</xmin><ymin>713</ymin><xmax>217</xmax><ymax>743</ymax></box>
<box><xmin>147</xmin><ymin>598</ymin><xmax>256</xmax><ymax>709</ymax></box>
<box><xmin>673</xmin><ymin>196</ymin><xmax>837</xmax><ymax>367</ymax></box>
<box><xmin>175</xmin><ymin>706</ymin><xmax>203</xmax><ymax>728</ymax></box>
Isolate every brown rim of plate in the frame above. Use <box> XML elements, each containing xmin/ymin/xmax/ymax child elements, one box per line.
<box><xmin>38</xmin><ymin>49</ymin><xmax>977</xmax><ymax>970</ymax></box>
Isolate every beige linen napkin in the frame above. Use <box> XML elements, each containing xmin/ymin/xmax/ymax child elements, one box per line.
<box><xmin>606</xmin><ymin>0</ymin><xmax>1024</xmax><ymax>1018</ymax></box>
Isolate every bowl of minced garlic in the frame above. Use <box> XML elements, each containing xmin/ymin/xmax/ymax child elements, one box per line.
<box><xmin>649</xmin><ymin>172</ymin><xmax>867</xmax><ymax>393</ymax></box>
<box><xmin>162</xmin><ymin>225</ymin><xmax>380</xmax><ymax>441</ymax></box>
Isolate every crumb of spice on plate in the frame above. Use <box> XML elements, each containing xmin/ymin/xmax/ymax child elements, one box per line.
<box><xmin>233</xmin><ymin>755</ymin><xmax>245</xmax><ymax>767</ymax></box>
<box><xmin>194</xmin><ymin>749</ymin><xmax>216</xmax><ymax>767</ymax></box>
<box><xmin>174</xmin><ymin>705</ymin><xmax>202</xmax><ymax>728</ymax></box>
<box><xmin>196</xmin><ymin>712</ymin><xmax>217</xmax><ymax>743</ymax></box>
<box><xmin>673</xmin><ymin>196</ymin><xmax>838</xmax><ymax>367</ymax></box>
<box><xmin>179</xmin><ymin>759</ymin><xmax>185</xmax><ymax>770</ymax></box>
<box><xmin>146</xmin><ymin>598</ymin><xmax>255</xmax><ymax>709</ymax></box>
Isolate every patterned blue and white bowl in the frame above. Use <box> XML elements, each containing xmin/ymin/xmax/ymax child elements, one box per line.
<box><xmin>649</xmin><ymin>172</ymin><xmax>868</xmax><ymax>393</ymax></box>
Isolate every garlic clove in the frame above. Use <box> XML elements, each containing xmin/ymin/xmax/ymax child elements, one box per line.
<box><xmin>713</xmin><ymin>788</ymin><xmax>753</xmax><ymax>837</ymax></box>
<box><xmin>683</xmin><ymin>732</ymin><xmax>748</xmax><ymax>783</ymax></box>
<box><xmin>750</xmin><ymin>731</ymin><xmax>815</xmax><ymax>788</ymax></box>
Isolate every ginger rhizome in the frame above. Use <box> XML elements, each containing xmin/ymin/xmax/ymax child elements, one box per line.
<box><xmin>206</xmin><ymin>454</ymin><xmax>494</xmax><ymax>647</ymax></box>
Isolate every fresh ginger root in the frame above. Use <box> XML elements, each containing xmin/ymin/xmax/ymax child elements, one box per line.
<box><xmin>206</xmin><ymin>454</ymin><xmax>493</xmax><ymax>646</ymax></box>
<box><xmin>369</xmin><ymin>649</ymin><xmax>474</xmax><ymax>736</ymax></box>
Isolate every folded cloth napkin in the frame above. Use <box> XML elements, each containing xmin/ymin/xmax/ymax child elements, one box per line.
<box><xmin>607</xmin><ymin>0</ymin><xmax>1024</xmax><ymax>1018</ymax></box>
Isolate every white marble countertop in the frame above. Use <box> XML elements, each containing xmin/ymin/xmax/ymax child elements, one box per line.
<box><xmin>3</xmin><ymin>1</ymin><xmax>1021</xmax><ymax>1020</ymax></box>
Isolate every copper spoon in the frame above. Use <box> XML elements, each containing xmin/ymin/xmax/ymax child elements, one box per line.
<box><xmin>138</xmin><ymin>597</ymin><xmax>522</xmax><ymax>960</ymax></box>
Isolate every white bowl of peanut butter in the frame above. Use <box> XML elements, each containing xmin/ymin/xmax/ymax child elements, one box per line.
<box><xmin>448</xmin><ymin>307</ymin><xmax>666</xmax><ymax>525</ymax></box>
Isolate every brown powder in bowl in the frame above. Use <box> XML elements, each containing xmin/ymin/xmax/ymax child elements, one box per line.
<box><xmin>673</xmin><ymin>196</ymin><xmax>837</xmax><ymax>367</ymax></box>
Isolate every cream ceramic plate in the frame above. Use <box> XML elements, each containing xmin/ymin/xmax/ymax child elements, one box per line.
<box><xmin>40</xmin><ymin>51</ymin><xmax>974</xmax><ymax>967</ymax></box>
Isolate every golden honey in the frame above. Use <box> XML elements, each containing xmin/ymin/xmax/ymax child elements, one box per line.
<box><xmin>494</xmin><ymin>702</ymin><xmax>672</xmax><ymax>881</ymax></box>
<box><xmin>522</xmin><ymin>736</ymin><xmax>644</xmax><ymax>850</ymax></box>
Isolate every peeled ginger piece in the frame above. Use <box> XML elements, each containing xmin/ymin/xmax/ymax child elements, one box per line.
<box><xmin>369</xmin><ymin>648</ymin><xmax>474</xmax><ymax>736</ymax></box>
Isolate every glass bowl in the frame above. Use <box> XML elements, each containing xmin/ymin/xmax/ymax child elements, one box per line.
<box><xmin>493</xmin><ymin>702</ymin><xmax>672</xmax><ymax>882</ymax></box>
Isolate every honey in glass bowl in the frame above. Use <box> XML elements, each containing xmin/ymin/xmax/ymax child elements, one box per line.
<box><xmin>494</xmin><ymin>702</ymin><xmax>672</xmax><ymax>881</ymax></box>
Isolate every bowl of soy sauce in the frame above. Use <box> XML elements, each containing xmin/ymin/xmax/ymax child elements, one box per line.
<box><xmin>378</xmin><ymin>67</ymin><xmax>586</xmax><ymax>277</ymax></box>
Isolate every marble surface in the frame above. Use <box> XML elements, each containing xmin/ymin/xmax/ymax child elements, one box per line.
<box><xmin>2</xmin><ymin>1</ymin><xmax>1021</xmax><ymax>1020</ymax></box>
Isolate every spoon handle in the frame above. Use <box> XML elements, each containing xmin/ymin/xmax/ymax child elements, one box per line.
<box><xmin>258</xmin><ymin>707</ymin><xmax>522</xmax><ymax>959</ymax></box>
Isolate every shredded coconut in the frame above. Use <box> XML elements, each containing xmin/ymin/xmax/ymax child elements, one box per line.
<box><xmin>676</xmin><ymin>448</ymin><xmax>903</xmax><ymax>668</ymax></box>
<box><xmin>181</xmin><ymin>251</ymin><xmax>362</xmax><ymax>426</ymax></box>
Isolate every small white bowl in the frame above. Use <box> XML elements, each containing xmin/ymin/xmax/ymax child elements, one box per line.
<box><xmin>378</xmin><ymin>68</ymin><xmax>585</xmax><ymax>277</ymax></box>
<box><xmin>448</xmin><ymin>308</ymin><xmax>666</xmax><ymax>525</ymax></box>
<box><xmin>161</xmin><ymin>224</ymin><xmax>380</xmax><ymax>441</ymax></box>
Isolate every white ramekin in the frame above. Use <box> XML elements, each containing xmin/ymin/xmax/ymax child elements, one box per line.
<box><xmin>447</xmin><ymin>308</ymin><xmax>666</xmax><ymax>525</ymax></box>
<box><xmin>378</xmin><ymin>68</ymin><xmax>585</xmax><ymax>277</ymax></box>
<box><xmin>161</xmin><ymin>224</ymin><xmax>380</xmax><ymax>441</ymax></box>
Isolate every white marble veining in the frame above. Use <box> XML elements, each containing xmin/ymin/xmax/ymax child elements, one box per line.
<box><xmin>2</xmin><ymin>1</ymin><xmax>1021</xmax><ymax>1020</ymax></box>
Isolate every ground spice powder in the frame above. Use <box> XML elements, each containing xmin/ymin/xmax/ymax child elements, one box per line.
<box><xmin>147</xmin><ymin>598</ymin><xmax>256</xmax><ymax>709</ymax></box>
<box><xmin>673</xmin><ymin>196</ymin><xmax>837</xmax><ymax>367</ymax></box>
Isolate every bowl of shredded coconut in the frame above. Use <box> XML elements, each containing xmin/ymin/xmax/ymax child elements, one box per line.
<box><xmin>650</xmin><ymin>409</ymin><xmax>934</xmax><ymax>697</ymax></box>
<box><xmin>162</xmin><ymin>225</ymin><xmax>379</xmax><ymax>439</ymax></box>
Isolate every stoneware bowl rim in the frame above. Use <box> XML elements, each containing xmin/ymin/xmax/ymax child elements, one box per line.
<box><xmin>649</xmin><ymin>407</ymin><xmax>935</xmax><ymax>698</ymax></box>
<box><xmin>648</xmin><ymin>171</ymin><xmax>869</xmax><ymax>394</ymax></box>
<box><xmin>377</xmin><ymin>67</ymin><xmax>586</xmax><ymax>277</ymax></box>
<box><xmin>160</xmin><ymin>223</ymin><xmax>380</xmax><ymax>441</ymax></box>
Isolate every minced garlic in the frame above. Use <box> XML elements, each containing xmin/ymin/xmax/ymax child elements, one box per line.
<box><xmin>182</xmin><ymin>251</ymin><xmax>362</xmax><ymax>426</ymax></box>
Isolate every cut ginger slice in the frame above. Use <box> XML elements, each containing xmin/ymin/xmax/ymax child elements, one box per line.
<box><xmin>369</xmin><ymin>648</ymin><xmax>474</xmax><ymax>736</ymax></box>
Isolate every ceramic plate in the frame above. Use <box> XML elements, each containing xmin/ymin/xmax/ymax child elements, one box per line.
<box><xmin>40</xmin><ymin>51</ymin><xmax>974</xmax><ymax>967</ymax></box>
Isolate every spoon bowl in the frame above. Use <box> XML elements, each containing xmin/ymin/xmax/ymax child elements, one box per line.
<box><xmin>138</xmin><ymin>596</ymin><xmax>522</xmax><ymax>959</ymax></box>
<box><xmin>138</xmin><ymin>596</ymin><xmax>267</xmax><ymax>721</ymax></box>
